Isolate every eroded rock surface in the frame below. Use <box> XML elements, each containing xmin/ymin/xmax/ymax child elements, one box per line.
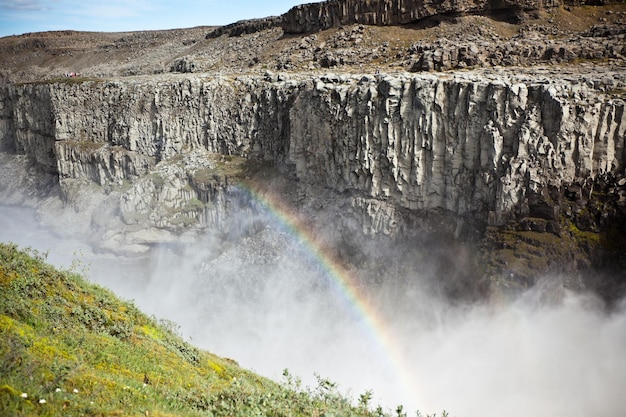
<box><xmin>282</xmin><ymin>0</ymin><xmax>540</xmax><ymax>33</ymax></box>
<box><xmin>281</xmin><ymin>0</ymin><xmax>623</xmax><ymax>33</ymax></box>
<box><xmin>1</xmin><ymin>70</ymin><xmax>625</xmax><ymax>263</ymax></box>
<box><xmin>1</xmin><ymin>2</ymin><xmax>626</xmax><ymax>299</ymax></box>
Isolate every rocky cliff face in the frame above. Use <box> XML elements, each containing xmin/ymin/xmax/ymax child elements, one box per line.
<box><xmin>286</xmin><ymin>72</ymin><xmax>626</xmax><ymax>221</ymax></box>
<box><xmin>282</xmin><ymin>0</ymin><xmax>563</xmax><ymax>33</ymax></box>
<box><xmin>2</xmin><ymin>70</ymin><xmax>625</xmax><ymax>228</ymax></box>
<box><xmin>1</xmin><ymin>61</ymin><xmax>626</xmax><ymax>298</ymax></box>
<box><xmin>2</xmin><ymin>1</ymin><xmax>626</xmax><ymax>301</ymax></box>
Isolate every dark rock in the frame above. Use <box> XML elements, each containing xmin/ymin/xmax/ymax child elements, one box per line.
<box><xmin>282</xmin><ymin>0</ymin><xmax>548</xmax><ymax>34</ymax></box>
<box><xmin>565</xmin><ymin>185</ymin><xmax>583</xmax><ymax>201</ymax></box>
<box><xmin>206</xmin><ymin>16</ymin><xmax>282</xmax><ymax>39</ymax></box>
<box><xmin>170</xmin><ymin>58</ymin><xmax>195</xmax><ymax>73</ymax></box>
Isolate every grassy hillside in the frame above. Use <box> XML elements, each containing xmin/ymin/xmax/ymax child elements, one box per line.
<box><xmin>0</xmin><ymin>242</ymin><xmax>384</xmax><ymax>416</ymax></box>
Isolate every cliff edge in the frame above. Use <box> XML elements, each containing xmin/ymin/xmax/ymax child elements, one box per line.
<box><xmin>282</xmin><ymin>0</ymin><xmax>624</xmax><ymax>33</ymax></box>
<box><xmin>1</xmin><ymin>2</ymin><xmax>626</xmax><ymax>301</ymax></box>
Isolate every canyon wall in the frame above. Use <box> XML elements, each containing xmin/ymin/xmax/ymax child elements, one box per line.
<box><xmin>1</xmin><ymin>73</ymin><xmax>624</xmax><ymax>236</ymax></box>
<box><xmin>1</xmin><ymin>70</ymin><xmax>625</xmax><ymax>297</ymax></box>
<box><xmin>282</xmin><ymin>0</ymin><xmax>552</xmax><ymax>33</ymax></box>
<box><xmin>282</xmin><ymin>0</ymin><xmax>626</xmax><ymax>34</ymax></box>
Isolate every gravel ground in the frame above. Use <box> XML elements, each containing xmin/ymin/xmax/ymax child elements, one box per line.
<box><xmin>1</xmin><ymin>5</ymin><xmax>625</xmax><ymax>83</ymax></box>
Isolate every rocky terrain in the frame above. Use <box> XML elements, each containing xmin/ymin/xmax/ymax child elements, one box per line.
<box><xmin>1</xmin><ymin>0</ymin><xmax>626</xmax><ymax>302</ymax></box>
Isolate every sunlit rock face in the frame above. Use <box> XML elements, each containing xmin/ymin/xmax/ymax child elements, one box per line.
<box><xmin>281</xmin><ymin>0</ymin><xmax>544</xmax><ymax>33</ymax></box>
<box><xmin>284</xmin><ymin>73</ymin><xmax>625</xmax><ymax>222</ymax></box>
<box><xmin>0</xmin><ymin>70</ymin><xmax>625</xmax><ymax>290</ymax></box>
<box><xmin>3</xmin><ymin>72</ymin><xmax>625</xmax><ymax>219</ymax></box>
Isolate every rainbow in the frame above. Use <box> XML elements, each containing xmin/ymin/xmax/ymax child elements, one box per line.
<box><xmin>237</xmin><ymin>181</ymin><xmax>422</xmax><ymax>409</ymax></box>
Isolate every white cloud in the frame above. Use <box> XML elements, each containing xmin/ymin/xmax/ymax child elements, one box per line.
<box><xmin>0</xmin><ymin>0</ymin><xmax>43</xmax><ymax>11</ymax></box>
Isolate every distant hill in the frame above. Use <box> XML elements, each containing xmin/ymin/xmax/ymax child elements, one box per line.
<box><xmin>1</xmin><ymin>3</ymin><xmax>625</xmax><ymax>82</ymax></box>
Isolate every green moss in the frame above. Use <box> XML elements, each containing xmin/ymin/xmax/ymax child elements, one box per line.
<box><xmin>0</xmin><ymin>314</ymin><xmax>35</xmax><ymax>342</ymax></box>
<box><xmin>0</xmin><ymin>384</ymin><xmax>21</xmax><ymax>397</ymax></box>
<box><xmin>150</xmin><ymin>173</ymin><xmax>165</xmax><ymax>189</ymax></box>
<box><xmin>183</xmin><ymin>198</ymin><xmax>204</xmax><ymax>213</ymax></box>
<box><xmin>481</xmin><ymin>224</ymin><xmax>587</xmax><ymax>289</ymax></box>
<box><xmin>191</xmin><ymin>155</ymin><xmax>270</xmax><ymax>185</ymax></box>
<box><xmin>169</xmin><ymin>213</ymin><xmax>197</xmax><ymax>227</ymax></box>
<box><xmin>568</xmin><ymin>221</ymin><xmax>601</xmax><ymax>244</ymax></box>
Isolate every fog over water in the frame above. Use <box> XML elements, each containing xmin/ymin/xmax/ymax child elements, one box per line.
<box><xmin>1</xmin><ymin>203</ymin><xmax>626</xmax><ymax>417</ymax></box>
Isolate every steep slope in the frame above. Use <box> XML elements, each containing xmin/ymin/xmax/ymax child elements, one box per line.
<box><xmin>0</xmin><ymin>242</ymin><xmax>381</xmax><ymax>416</ymax></box>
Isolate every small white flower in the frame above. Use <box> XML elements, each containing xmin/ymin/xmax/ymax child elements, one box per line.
<box><xmin>142</xmin><ymin>383</ymin><xmax>147</xmax><ymax>388</ymax></box>
<box><xmin>20</xmin><ymin>393</ymin><xmax>28</xmax><ymax>398</ymax></box>
<box><xmin>55</xmin><ymin>388</ymin><xmax>62</xmax><ymax>393</ymax></box>
<box><xmin>39</xmin><ymin>399</ymin><xmax>46</xmax><ymax>404</ymax></box>
<box><xmin>73</xmin><ymin>389</ymin><xmax>79</xmax><ymax>394</ymax></box>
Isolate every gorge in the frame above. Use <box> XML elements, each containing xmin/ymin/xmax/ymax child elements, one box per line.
<box><xmin>1</xmin><ymin>0</ymin><xmax>626</xmax><ymax>415</ymax></box>
<box><xmin>3</xmin><ymin>64</ymin><xmax>626</xmax><ymax>299</ymax></box>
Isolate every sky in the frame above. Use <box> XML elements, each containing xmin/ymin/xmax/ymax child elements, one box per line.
<box><xmin>0</xmin><ymin>0</ymin><xmax>316</xmax><ymax>38</ymax></box>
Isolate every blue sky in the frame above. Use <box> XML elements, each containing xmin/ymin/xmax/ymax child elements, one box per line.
<box><xmin>0</xmin><ymin>0</ymin><xmax>315</xmax><ymax>37</ymax></box>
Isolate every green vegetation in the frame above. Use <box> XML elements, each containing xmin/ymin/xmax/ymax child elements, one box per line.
<box><xmin>0</xmin><ymin>242</ymin><xmax>401</xmax><ymax>416</ymax></box>
<box><xmin>567</xmin><ymin>221</ymin><xmax>601</xmax><ymax>246</ymax></box>
<box><xmin>169</xmin><ymin>213</ymin><xmax>197</xmax><ymax>228</ymax></box>
<box><xmin>193</xmin><ymin>154</ymin><xmax>272</xmax><ymax>184</ymax></box>
<box><xmin>182</xmin><ymin>198</ymin><xmax>205</xmax><ymax>214</ymax></box>
<box><xmin>150</xmin><ymin>172</ymin><xmax>165</xmax><ymax>190</ymax></box>
<box><xmin>480</xmin><ymin>223</ymin><xmax>583</xmax><ymax>291</ymax></box>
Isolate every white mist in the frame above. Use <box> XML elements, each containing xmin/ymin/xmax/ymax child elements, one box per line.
<box><xmin>1</xmin><ymin>204</ymin><xmax>625</xmax><ymax>417</ymax></box>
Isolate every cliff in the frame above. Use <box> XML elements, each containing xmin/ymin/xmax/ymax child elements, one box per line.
<box><xmin>1</xmin><ymin>2</ymin><xmax>626</xmax><ymax>298</ymax></box>
<box><xmin>281</xmin><ymin>0</ymin><xmax>616</xmax><ymax>33</ymax></box>
<box><xmin>1</xmin><ymin>70</ymin><xmax>625</xmax><ymax>256</ymax></box>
